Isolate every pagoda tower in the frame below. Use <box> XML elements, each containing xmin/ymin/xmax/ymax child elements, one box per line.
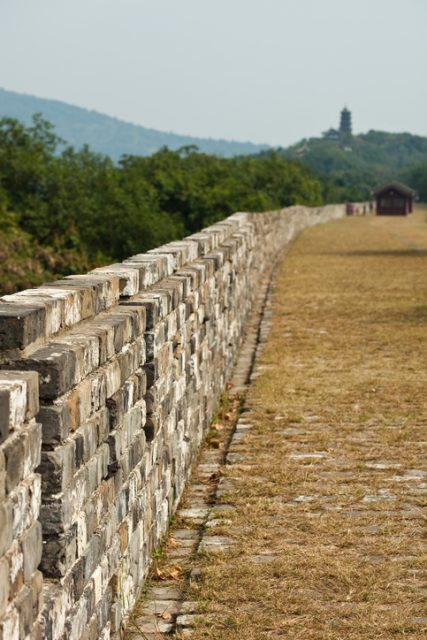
<box><xmin>339</xmin><ymin>107</ymin><xmax>352</xmax><ymax>137</ymax></box>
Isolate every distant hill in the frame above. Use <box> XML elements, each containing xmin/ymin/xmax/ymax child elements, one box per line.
<box><xmin>281</xmin><ymin>131</ymin><xmax>427</xmax><ymax>200</ymax></box>
<box><xmin>0</xmin><ymin>87</ymin><xmax>269</xmax><ymax>161</ymax></box>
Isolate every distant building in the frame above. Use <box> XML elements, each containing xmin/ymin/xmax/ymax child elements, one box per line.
<box><xmin>322</xmin><ymin>107</ymin><xmax>353</xmax><ymax>142</ymax></box>
<box><xmin>322</xmin><ymin>128</ymin><xmax>340</xmax><ymax>141</ymax></box>
<box><xmin>339</xmin><ymin>107</ymin><xmax>352</xmax><ymax>137</ymax></box>
<box><xmin>373</xmin><ymin>181</ymin><xmax>416</xmax><ymax>216</ymax></box>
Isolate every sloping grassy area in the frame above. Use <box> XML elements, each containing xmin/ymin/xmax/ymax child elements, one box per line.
<box><xmin>186</xmin><ymin>206</ymin><xmax>427</xmax><ymax>639</ymax></box>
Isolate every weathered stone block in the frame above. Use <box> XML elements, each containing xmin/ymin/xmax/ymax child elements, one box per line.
<box><xmin>0</xmin><ymin>603</ymin><xmax>20</xmax><ymax>640</ymax></box>
<box><xmin>0</xmin><ymin>371</ymin><xmax>39</xmax><ymax>431</ymax></box>
<box><xmin>9</xmin><ymin>474</ymin><xmax>41</xmax><ymax>539</ymax></box>
<box><xmin>9</xmin><ymin>345</ymin><xmax>77</xmax><ymax>400</ymax></box>
<box><xmin>0</xmin><ymin>500</ymin><xmax>13</xmax><ymax>557</ymax></box>
<box><xmin>38</xmin><ymin>441</ymin><xmax>75</xmax><ymax>493</ymax></box>
<box><xmin>37</xmin><ymin>404</ymin><xmax>72</xmax><ymax>446</ymax></box>
<box><xmin>15</xmin><ymin>584</ymin><xmax>34</xmax><ymax>639</ymax></box>
<box><xmin>0</xmin><ymin>390</ymin><xmax>10</xmax><ymax>444</ymax></box>
<box><xmin>3</xmin><ymin>432</ymin><xmax>25</xmax><ymax>494</ymax></box>
<box><xmin>41</xmin><ymin>527</ymin><xmax>77</xmax><ymax>578</ymax></box>
<box><xmin>64</xmin><ymin>273</ymin><xmax>121</xmax><ymax>311</ymax></box>
<box><xmin>21</xmin><ymin>521</ymin><xmax>42</xmax><ymax>581</ymax></box>
<box><xmin>120</xmin><ymin>296</ymin><xmax>160</xmax><ymax>329</ymax></box>
<box><xmin>123</xmin><ymin>253</ymin><xmax>172</xmax><ymax>282</ymax></box>
<box><xmin>90</xmin><ymin>264</ymin><xmax>140</xmax><ymax>297</ymax></box>
<box><xmin>0</xmin><ymin>303</ymin><xmax>46</xmax><ymax>355</ymax></box>
<box><xmin>0</xmin><ymin>557</ymin><xmax>9</xmax><ymax>618</ymax></box>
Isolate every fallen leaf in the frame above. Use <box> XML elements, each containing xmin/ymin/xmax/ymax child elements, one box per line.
<box><xmin>157</xmin><ymin>611</ymin><xmax>172</xmax><ymax>620</ymax></box>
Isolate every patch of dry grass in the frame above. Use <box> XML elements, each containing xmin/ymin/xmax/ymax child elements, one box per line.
<box><xmin>187</xmin><ymin>207</ymin><xmax>427</xmax><ymax>639</ymax></box>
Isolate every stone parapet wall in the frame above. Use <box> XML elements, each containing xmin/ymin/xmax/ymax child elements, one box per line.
<box><xmin>0</xmin><ymin>204</ymin><xmax>345</xmax><ymax>639</ymax></box>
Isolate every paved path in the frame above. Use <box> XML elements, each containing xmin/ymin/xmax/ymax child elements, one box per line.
<box><xmin>126</xmin><ymin>209</ymin><xmax>427</xmax><ymax>640</ymax></box>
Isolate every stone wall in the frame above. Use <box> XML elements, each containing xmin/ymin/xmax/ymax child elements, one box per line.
<box><xmin>0</xmin><ymin>204</ymin><xmax>344</xmax><ymax>639</ymax></box>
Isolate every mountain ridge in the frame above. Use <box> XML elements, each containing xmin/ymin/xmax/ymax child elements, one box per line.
<box><xmin>0</xmin><ymin>87</ymin><xmax>269</xmax><ymax>160</ymax></box>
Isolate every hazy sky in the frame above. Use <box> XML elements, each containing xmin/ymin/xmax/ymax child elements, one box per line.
<box><xmin>1</xmin><ymin>0</ymin><xmax>426</xmax><ymax>147</ymax></box>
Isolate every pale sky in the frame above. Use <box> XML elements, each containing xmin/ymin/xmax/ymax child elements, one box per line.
<box><xmin>1</xmin><ymin>0</ymin><xmax>426</xmax><ymax>147</ymax></box>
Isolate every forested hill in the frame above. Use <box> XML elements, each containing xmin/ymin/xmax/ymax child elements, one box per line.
<box><xmin>0</xmin><ymin>87</ymin><xmax>269</xmax><ymax>160</ymax></box>
<box><xmin>282</xmin><ymin>131</ymin><xmax>427</xmax><ymax>201</ymax></box>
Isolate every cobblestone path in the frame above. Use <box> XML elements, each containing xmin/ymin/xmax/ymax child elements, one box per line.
<box><xmin>126</xmin><ymin>209</ymin><xmax>427</xmax><ymax>640</ymax></box>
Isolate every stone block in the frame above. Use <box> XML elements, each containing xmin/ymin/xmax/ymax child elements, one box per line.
<box><xmin>186</xmin><ymin>231</ymin><xmax>215</xmax><ymax>255</ymax></box>
<box><xmin>6</xmin><ymin>539</ymin><xmax>24</xmax><ymax>604</ymax></box>
<box><xmin>0</xmin><ymin>557</ymin><xmax>9</xmax><ymax>618</ymax></box>
<box><xmin>42</xmin><ymin>280</ymin><xmax>102</xmax><ymax>321</ymax></box>
<box><xmin>41</xmin><ymin>527</ymin><xmax>78</xmax><ymax>578</ymax></box>
<box><xmin>21</xmin><ymin>522</ymin><xmax>43</xmax><ymax>582</ymax></box>
<box><xmin>15</xmin><ymin>584</ymin><xmax>34</xmax><ymax>638</ymax></box>
<box><xmin>0</xmin><ymin>603</ymin><xmax>20</xmax><ymax>640</ymax></box>
<box><xmin>0</xmin><ymin>390</ymin><xmax>10</xmax><ymax>444</ymax></box>
<box><xmin>79</xmin><ymin>323</ymin><xmax>115</xmax><ymax>365</ymax></box>
<box><xmin>90</xmin><ymin>264</ymin><xmax>140</xmax><ymax>296</ymax></box>
<box><xmin>155</xmin><ymin>279</ymin><xmax>185</xmax><ymax>310</ymax></box>
<box><xmin>149</xmin><ymin>241</ymin><xmax>197</xmax><ymax>270</ymax></box>
<box><xmin>0</xmin><ymin>302</ymin><xmax>46</xmax><ymax>355</ymax></box>
<box><xmin>64</xmin><ymin>273</ymin><xmax>121</xmax><ymax>311</ymax></box>
<box><xmin>123</xmin><ymin>252</ymin><xmax>172</xmax><ymax>282</ymax></box>
<box><xmin>22</xmin><ymin>420</ymin><xmax>42</xmax><ymax>477</ymax></box>
<box><xmin>0</xmin><ymin>449</ymin><xmax>5</xmax><ymax>502</ymax></box>
<box><xmin>144</xmin><ymin>322</ymin><xmax>166</xmax><ymax>361</ymax></box>
<box><xmin>2</xmin><ymin>290</ymin><xmax>73</xmax><ymax>340</ymax></box>
<box><xmin>3</xmin><ymin>433</ymin><xmax>24</xmax><ymax>494</ymax></box>
<box><xmin>38</xmin><ymin>440</ymin><xmax>75</xmax><ymax>494</ymax></box>
<box><xmin>120</xmin><ymin>296</ymin><xmax>159</xmax><ymax>329</ymax></box>
<box><xmin>28</xmin><ymin>568</ymin><xmax>43</xmax><ymax>606</ymax></box>
<box><xmin>9</xmin><ymin>345</ymin><xmax>77</xmax><ymax>401</ymax></box>
<box><xmin>9</xmin><ymin>474</ymin><xmax>41</xmax><ymax>540</ymax></box>
<box><xmin>0</xmin><ymin>371</ymin><xmax>39</xmax><ymax>432</ymax></box>
<box><xmin>37</xmin><ymin>403</ymin><xmax>72</xmax><ymax>446</ymax></box>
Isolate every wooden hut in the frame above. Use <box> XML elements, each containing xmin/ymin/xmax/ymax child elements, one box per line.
<box><xmin>374</xmin><ymin>182</ymin><xmax>416</xmax><ymax>216</ymax></box>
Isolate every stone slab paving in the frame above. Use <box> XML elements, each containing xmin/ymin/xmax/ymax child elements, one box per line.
<box><xmin>178</xmin><ymin>212</ymin><xmax>427</xmax><ymax>639</ymax></box>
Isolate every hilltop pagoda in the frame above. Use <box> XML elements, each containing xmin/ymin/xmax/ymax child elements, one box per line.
<box><xmin>339</xmin><ymin>107</ymin><xmax>352</xmax><ymax>137</ymax></box>
<box><xmin>323</xmin><ymin>107</ymin><xmax>353</xmax><ymax>142</ymax></box>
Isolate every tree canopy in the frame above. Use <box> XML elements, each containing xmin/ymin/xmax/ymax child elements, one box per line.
<box><xmin>0</xmin><ymin>116</ymin><xmax>323</xmax><ymax>294</ymax></box>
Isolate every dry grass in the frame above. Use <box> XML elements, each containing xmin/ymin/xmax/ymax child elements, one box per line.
<box><xmin>186</xmin><ymin>207</ymin><xmax>427</xmax><ymax>639</ymax></box>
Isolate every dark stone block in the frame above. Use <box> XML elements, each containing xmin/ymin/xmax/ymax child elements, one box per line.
<box><xmin>0</xmin><ymin>303</ymin><xmax>46</xmax><ymax>352</ymax></box>
<box><xmin>143</xmin><ymin>421</ymin><xmax>155</xmax><ymax>442</ymax></box>
<box><xmin>74</xmin><ymin>433</ymin><xmax>84</xmax><ymax>468</ymax></box>
<box><xmin>15</xmin><ymin>345</ymin><xmax>77</xmax><ymax>400</ymax></box>
<box><xmin>41</xmin><ymin>527</ymin><xmax>77</xmax><ymax>578</ymax></box>
<box><xmin>0</xmin><ymin>390</ymin><xmax>10</xmax><ymax>444</ymax></box>
<box><xmin>38</xmin><ymin>404</ymin><xmax>71</xmax><ymax>446</ymax></box>
<box><xmin>3</xmin><ymin>433</ymin><xmax>25</xmax><ymax>493</ymax></box>
<box><xmin>106</xmin><ymin>392</ymin><xmax>122</xmax><ymax>430</ymax></box>
<box><xmin>120</xmin><ymin>297</ymin><xmax>159</xmax><ymax>329</ymax></box>
<box><xmin>70</xmin><ymin>555</ymin><xmax>85</xmax><ymax>601</ymax></box>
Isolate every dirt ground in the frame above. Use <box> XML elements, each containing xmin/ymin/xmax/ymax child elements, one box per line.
<box><xmin>183</xmin><ymin>207</ymin><xmax>427</xmax><ymax>639</ymax></box>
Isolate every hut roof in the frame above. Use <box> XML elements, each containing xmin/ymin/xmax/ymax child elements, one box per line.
<box><xmin>373</xmin><ymin>181</ymin><xmax>416</xmax><ymax>197</ymax></box>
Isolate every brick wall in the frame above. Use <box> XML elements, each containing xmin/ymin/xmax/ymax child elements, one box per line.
<box><xmin>0</xmin><ymin>205</ymin><xmax>344</xmax><ymax>639</ymax></box>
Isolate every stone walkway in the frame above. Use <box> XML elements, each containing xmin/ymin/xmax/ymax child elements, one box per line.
<box><xmin>125</xmin><ymin>209</ymin><xmax>427</xmax><ymax>639</ymax></box>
